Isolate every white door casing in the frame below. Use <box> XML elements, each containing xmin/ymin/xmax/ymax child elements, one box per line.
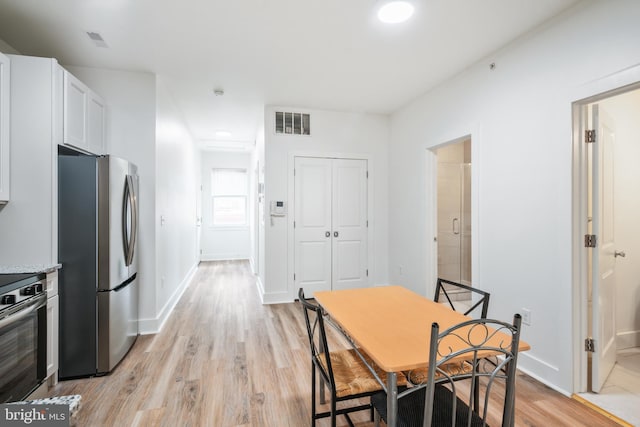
<box><xmin>294</xmin><ymin>157</ymin><xmax>368</xmax><ymax>294</ymax></box>
<box><xmin>591</xmin><ymin>104</ymin><xmax>617</xmax><ymax>392</ymax></box>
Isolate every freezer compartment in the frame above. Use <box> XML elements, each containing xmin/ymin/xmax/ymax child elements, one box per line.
<box><xmin>97</xmin><ymin>274</ymin><xmax>139</xmax><ymax>374</ymax></box>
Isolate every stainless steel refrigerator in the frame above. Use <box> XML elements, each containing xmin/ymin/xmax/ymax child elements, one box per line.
<box><xmin>58</xmin><ymin>153</ymin><xmax>139</xmax><ymax>379</ymax></box>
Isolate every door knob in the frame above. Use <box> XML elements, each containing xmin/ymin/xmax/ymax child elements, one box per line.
<box><xmin>614</xmin><ymin>250</ymin><xmax>626</xmax><ymax>258</ymax></box>
<box><xmin>325</xmin><ymin>231</ymin><xmax>331</xmax><ymax>238</ymax></box>
<box><xmin>334</xmin><ymin>231</ymin><xmax>339</xmax><ymax>238</ymax></box>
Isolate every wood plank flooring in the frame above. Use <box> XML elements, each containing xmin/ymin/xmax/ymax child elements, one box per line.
<box><xmin>48</xmin><ymin>260</ymin><xmax>621</xmax><ymax>426</ymax></box>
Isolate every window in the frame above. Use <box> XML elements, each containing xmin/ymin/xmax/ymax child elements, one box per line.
<box><xmin>211</xmin><ymin>168</ymin><xmax>247</xmax><ymax>226</ymax></box>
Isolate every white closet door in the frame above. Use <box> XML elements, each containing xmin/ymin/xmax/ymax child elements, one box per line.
<box><xmin>294</xmin><ymin>157</ymin><xmax>333</xmax><ymax>294</ymax></box>
<box><xmin>294</xmin><ymin>157</ymin><xmax>368</xmax><ymax>294</ymax></box>
<box><xmin>332</xmin><ymin>159</ymin><xmax>368</xmax><ymax>290</ymax></box>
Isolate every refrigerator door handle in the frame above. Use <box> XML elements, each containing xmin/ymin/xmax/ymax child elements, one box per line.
<box><xmin>129</xmin><ymin>175</ymin><xmax>138</xmax><ymax>265</ymax></box>
<box><xmin>123</xmin><ymin>175</ymin><xmax>137</xmax><ymax>266</ymax></box>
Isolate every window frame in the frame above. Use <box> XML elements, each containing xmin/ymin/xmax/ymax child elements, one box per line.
<box><xmin>210</xmin><ymin>168</ymin><xmax>248</xmax><ymax>227</ymax></box>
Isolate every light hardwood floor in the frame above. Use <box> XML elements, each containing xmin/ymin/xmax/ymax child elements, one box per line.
<box><xmin>48</xmin><ymin>260</ymin><xmax>621</xmax><ymax>426</ymax></box>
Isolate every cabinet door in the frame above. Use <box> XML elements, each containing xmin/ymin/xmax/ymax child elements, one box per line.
<box><xmin>88</xmin><ymin>91</ymin><xmax>106</xmax><ymax>154</ymax></box>
<box><xmin>0</xmin><ymin>52</ymin><xmax>9</xmax><ymax>202</ymax></box>
<box><xmin>63</xmin><ymin>71</ymin><xmax>88</xmax><ymax>151</ymax></box>
<box><xmin>47</xmin><ymin>294</ymin><xmax>59</xmax><ymax>381</ymax></box>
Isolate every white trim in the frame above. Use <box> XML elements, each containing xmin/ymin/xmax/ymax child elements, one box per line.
<box><xmin>617</xmin><ymin>330</ymin><xmax>640</xmax><ymax>350</ymax></box>
<box><xmin>261</xmin><ymin>291</ymin><xmax>292</xmax><ymax>305</ymax></box>
<box><xmin>570</xmin><ymin>62</ymin><xmax>640</xmax><ymax>394</ymax></box>
<box><xmin>287</xmin><ymin>150</ymin><xmax>375</xmax><ymax>301</ymax></box>
<box><xmin>200</xmin><ymin>254</ymin><xmax>250</xmax><ymax>262</ymax></box>
<box><xmin>139</xmin><ymin>262</ymin><xmax>198</xmax><ymax>335</ymax></box>
<box><xmin>517</xmin><ymin>366</ymin><xmax>572</xmax><ymax>398</ymax></box>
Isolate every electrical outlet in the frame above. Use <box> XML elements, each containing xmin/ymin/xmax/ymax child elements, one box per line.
<box><xmin>522</xmin><ymin>308</ymin><xmax>532</xmax><ymax>326</ymax></box>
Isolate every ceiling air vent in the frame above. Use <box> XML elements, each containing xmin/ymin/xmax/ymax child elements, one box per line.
<box><xmin>275</xmin><ymin>111</ymin><xmax>310</xmax><ymax>135</ymax></box>
<box><xmin>86</xmin><ymin>32</ymin><xmax>108</xmax><ymax>48</ymax></box>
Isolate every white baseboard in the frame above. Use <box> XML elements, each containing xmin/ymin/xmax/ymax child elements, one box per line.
<box><xmin>139</xmin><ymin>262</ymin><xmax>198</xmax><ymax>335</ymax></box>
<box><xmin>517</xmin><ymin>352</ymin><xmax>572</xmax><ymax>397</ymax></box>
<box><xmin>200</xmin><ymin>254</ymin><xmax>250</xmax><ymax>261</ymax></box>
<box><xmin>617</xmin><ymin>330</ymin><xmax>640</xmax><ymax>349</ymax></box>
<box><xmin>260</xmin><ymin>290</ymin><xmax>292</xmax><ymax>305</ymax></box>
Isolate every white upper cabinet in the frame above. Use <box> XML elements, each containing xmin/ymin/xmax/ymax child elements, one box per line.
<box><xmin>0</xmin><ymin>52</ymin><xmax>10</xmax><ymax>203</ymax></box>
<box><xmin>87</xmin><ymin>90</ymin><xmax>106</xmax><ymax>155</ymax></box>
<box><xmin>63</xmin><ymin>71</ymin><xmax>89</xmax><ymax>151</ymax></box>
<box><xmin>62</xmin><ymin>70</ymin><xmax>105</xmax><ymax>155</ymax></box>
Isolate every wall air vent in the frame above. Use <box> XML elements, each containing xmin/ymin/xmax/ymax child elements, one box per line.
<box><xmin>275</xmin><ymin>111</ymin><xmax>310</xmax><ymax>135</ymax></box>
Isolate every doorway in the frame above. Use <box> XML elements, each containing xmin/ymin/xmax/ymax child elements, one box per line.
<box><xmin>574</xmin><ymin>85</ymin><xmax>640</xmax><ymax>426</ymax></box>
<box><xmin>435</xmin><ymin>139</ymin><xmax>472</xmax><ymax>295</ymax></box>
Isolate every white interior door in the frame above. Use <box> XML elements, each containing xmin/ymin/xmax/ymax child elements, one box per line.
<box><xmin>591</xmin><ymin>104</ymin><xmax>617</xmax><ymax>392</ymax></box>
<box><xmin>332</xmin><ymin>159</ymin><xmax>368</xmax><ymax>290</ymax></box>
<box><xmin>294</xmin><ymin>157</ymin><xmax>368</xmax><ymax>293</ymax></box>
<box><xmin>294</xmin><ymin>157</ymin><xmax>333</xmax><ymax>294</ymax></box>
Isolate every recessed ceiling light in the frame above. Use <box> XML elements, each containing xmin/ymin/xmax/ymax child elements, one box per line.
<box><xmin>216</xmin><ymin>131</ymin><xmax>232</xmax><ymax>138</ymax></box>
<box><xmin>377</xmin><ymin>1</ymin><xmax>415</xmax><ymax>24</ymax></box>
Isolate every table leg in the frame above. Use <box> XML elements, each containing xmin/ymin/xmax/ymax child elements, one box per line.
<box><xmin>387</xmin><ymin>371</ymin><xmax>398</xmax><ymax>427</ymax></box>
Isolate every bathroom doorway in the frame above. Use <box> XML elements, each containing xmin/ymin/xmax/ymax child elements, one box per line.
<box><xmin>435</xmin><ymin>138</ymin><xmax>472</xmax><ymax>297</ymax></box>
<box><xmin>574</xmin><ymin>84</ymin><xmax>640</xmax><ymax>426</ymax></box>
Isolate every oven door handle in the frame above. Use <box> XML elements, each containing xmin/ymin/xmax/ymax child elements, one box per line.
<box><xmin>0</xmin><ymin>294</ymin><xmax>46</xmax><ymax>330</ymax></box>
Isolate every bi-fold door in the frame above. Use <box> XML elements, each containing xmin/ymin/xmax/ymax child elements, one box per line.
<box><xmin>294</xmin><ymin>157</ymin><xmax>368</xmax><ymax>295</ymax></box>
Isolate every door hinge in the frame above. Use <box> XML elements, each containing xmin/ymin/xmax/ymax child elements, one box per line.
<box><xmin>293</xmin><ymin>221</ymin><xmax>296</xmax><ymax>228</ymax></box>
<box><xmin>366</xmin><ymin>170</ymin><xmax>369</xmax><ymax>178</ymax></box>
<box><xmin>585</xmin><ymin>337</ymin><xmax>595</xmax><ymax>352</ymax></box>
<box><xmin>366</xmin><ymin>269</ymin><xmax>369</xmax><ymax>277</ymax></box>
<box><xmin>294</xmin><ymin>273</ymin><xmax>296</xmax><ymax>281</ymax></box>
<box><xmin>585</xmin><ymin>129</ymin><xmax>596</xmax><ymax>143</ymax></box>
<box><xmin>366</xmin><ymin>220</ymin><xmax>369</xmax><ymax>227</ymax></box>
<box><xmin>584</xmin><ymin>234</ymin><xmax>597</xmax><ymax>248</ymax></box>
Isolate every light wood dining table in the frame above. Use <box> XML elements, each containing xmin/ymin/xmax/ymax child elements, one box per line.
<box><xmin>314</xmin><ymin>285</ymin><xmax>531</xmax><ymax>427</ymax></box>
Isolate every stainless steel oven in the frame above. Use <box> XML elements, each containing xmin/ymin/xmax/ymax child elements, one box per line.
<box><xmin>0</xmin><ymin>273</ymin><xmax>47</xmax><ymax>403</ymax></box>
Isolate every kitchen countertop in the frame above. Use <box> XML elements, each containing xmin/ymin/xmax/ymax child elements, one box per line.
<box><xmin>0</xmin><ymin>264</ymin><xmax>62</xmax><ymax>274</ymax></box>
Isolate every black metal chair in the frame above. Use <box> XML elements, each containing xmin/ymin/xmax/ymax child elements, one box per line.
<box><xmin>408</xmin><ymin>279</ymin><xmax>491</xmax><ymax>387</ymax></box>
<box><xmin>434</xmin><ymin>278</ymin><xmax>490</xmax><ymax>319</ymax></box>
<box><xmin>298</xmin><ymin>288</ymin><xmax>407</xmax><ymax>427</ymax></box>
<box><xmin>372</xmin><ymin>314</ymin><xmax>523</xmax><ymax>427</ymax></box>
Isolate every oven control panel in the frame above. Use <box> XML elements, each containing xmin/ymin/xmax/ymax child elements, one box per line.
<box><xmin>0</xmin><ymin>278</ymin><xmax>46</xmax><ymax>316</ymax></box>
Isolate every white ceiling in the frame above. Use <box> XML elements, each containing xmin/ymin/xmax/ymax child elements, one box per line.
<box><xmin>0</xmin><ymin>0</ymin><xmax>581</xmax><ymax>150</ymax></box>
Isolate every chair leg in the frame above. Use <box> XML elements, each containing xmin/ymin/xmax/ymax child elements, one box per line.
<box><xmin>311</xmin><ymin>364</ymin><xmax>316</xmax><ymax>427</ymax></box>
<box><xmin>331</xmin><ymin>394</ymin><xmax>337</xmax><ymax>427</ymax></box>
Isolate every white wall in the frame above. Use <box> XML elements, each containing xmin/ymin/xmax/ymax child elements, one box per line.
<box><xmin>388</xmin><ymin>0</ymin><xmax>640</xmax><ymax>394</ymax></box>
<box><xmin>599</xmin><ymin>90</ymin><xmax>640</xmax><ymax>349</ymax></box>
<box><xmin>155</xmin><ymin>78</ymin><xmax>200</xmax><ymax>332</ymax></box>
<box><xmin>263</xmin><ymin>106</ymin><xmax>389</xmax><ymax>303</ymax></box>
<box><xmin>200</xmin><ymin>151</ymin><xmax>251</xmax><ymax>261</ymax></box>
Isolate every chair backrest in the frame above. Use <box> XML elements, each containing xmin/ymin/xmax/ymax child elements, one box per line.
<box><xmin>423</xmin><ymin>314</ymin><xmax>522</xmax><ymax>427</ymax></box>
<box><xmin>434</xmin><ymin>278</ymin><xmax>490</xmax><ymax>318</ymax></box>
<box><xmin>298</xmin><ymin>288</ymin><xmax>336</xmax><ymax>389</ymax></box>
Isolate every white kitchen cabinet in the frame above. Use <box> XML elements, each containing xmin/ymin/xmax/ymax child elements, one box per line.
<box><xmin>0</xmin><ymin>55</ymin><xmax>63</xmax><ymax>265</ymax></box>
<box><xmin>88</xmin><ymin>90</ymin><xmax>106</xmax><ymax>154</ymax></box>
<box><xmin>63</xmin><ymin>71</ymin><xmax>89</xmax><ymax>151</ymax></box>
<box><xmin>0</xmin><ymin>52</ymin><xmax>10</xmax><ymax>203</ymax></box>
<box><xmin>46</xmin><ymin>298</ymin><xmax>59</xmax><ymax>384</ymax></box>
